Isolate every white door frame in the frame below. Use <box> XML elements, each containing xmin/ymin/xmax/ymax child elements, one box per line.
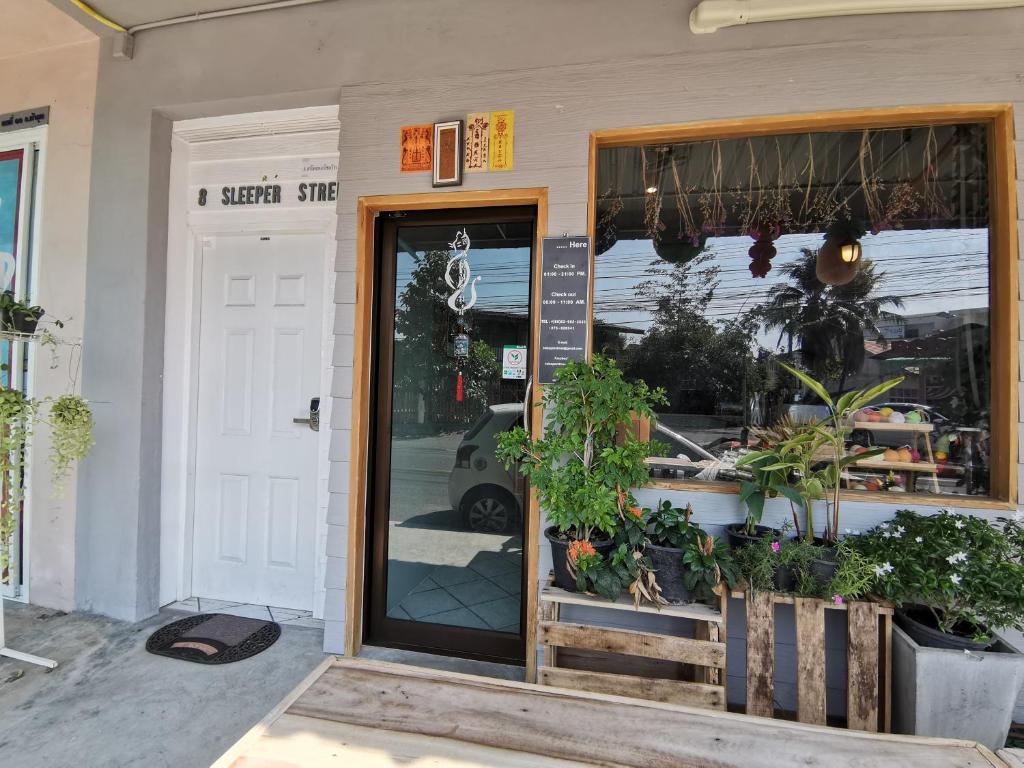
<box><xmin>160</xmin><ymin>109</ymin><xmax>338</xmax><ymax>618</ymax></box>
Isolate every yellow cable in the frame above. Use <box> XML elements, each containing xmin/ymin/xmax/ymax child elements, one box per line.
<box><xmin>68</xmin><ymin>0</ymin><xmax>127</xmax><ymax>33</ymax></box>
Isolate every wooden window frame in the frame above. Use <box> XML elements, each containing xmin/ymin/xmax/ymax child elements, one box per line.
<box><xmin>344</xmin><ymin>188</ymin><xmax>549</xmax><ymax>666</ymax></box>
<box><xmin>587</xmin><ymin>105</ymin><xmax>1019</xmax><ymax>511</ymax></box>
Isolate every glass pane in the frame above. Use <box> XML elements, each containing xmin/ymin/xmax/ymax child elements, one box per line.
<box><xmin>594</xmin><ymin>124</ymin><xmax>993</xmax><ymax>499</ymax></box>
<box><xmin>384</xmin><ymin>220</ymin><xmax>532</xmax><ymax>633</ymax></box>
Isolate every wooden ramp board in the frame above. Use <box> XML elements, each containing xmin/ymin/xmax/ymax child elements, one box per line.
<box><xmin>248</xmin><ymin>657</ymin><xmax>1009</xmax><ymax>768</ymax></box>
<box><xmin>220</xmin><ymin>714</ymin><xmax>599</xmax><ymax>767</ymax></box>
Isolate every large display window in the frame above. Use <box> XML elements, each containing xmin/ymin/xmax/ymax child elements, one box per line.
<box><xmin>590</xmin><ymin>109</ymin><xmax>1017</xmax><ymax>504</ymax></box>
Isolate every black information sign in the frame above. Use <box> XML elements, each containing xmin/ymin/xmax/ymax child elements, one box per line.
<box><xmin>538</xmin><ymin>235</ymin><xmax>591</xmax><ymax>384</ymax></box>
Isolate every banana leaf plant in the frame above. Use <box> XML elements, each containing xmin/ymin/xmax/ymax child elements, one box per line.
<box><xmin>737</xmin><ymin>363</ymin><xmax>903</xmax><ymax>543</ymax></box>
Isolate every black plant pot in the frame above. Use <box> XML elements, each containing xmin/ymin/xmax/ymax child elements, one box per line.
<box><xmin>546</xmin><ymin>526</ymin><xmax>614</xmax><ymax>592</ymax></box>
<box><xmin>646</xmin><ymin>542</ymin><xmax>693</xmax><ymax>604</ymax></box>
<box><xmin>809</xmin><ymin>540</ymin><xmax>839</xmax><ymax>586</ymax></box>
<box><xmin>725</xmin><ymin>523</ymin><xmax>781</xmax><ymax>550</ymax></box>
<box><xmin>772</xmin><ymin>564</ymin><xmax>797</xmax><ymax>592</ymax></box>
<box><xmin>10</xmin><ymin>310</ymin><xmax>40</xmax><ymax>334</ymax></box>
<box><xmin>896</xmin><ymin>606</ymin><xmax>993</xmax><ymax>651</ymax></box>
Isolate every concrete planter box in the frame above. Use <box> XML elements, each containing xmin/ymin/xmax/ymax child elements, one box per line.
<box><xmin>893</xmin><ymin>624</ymin><xmax>1024</xmax><ymax>750</ymax></box>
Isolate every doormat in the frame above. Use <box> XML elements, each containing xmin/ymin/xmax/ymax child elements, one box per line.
<box><xmin>145</xmin><ymin>613</ymin><xmax>281</xmax><ymax>665</ymax></box>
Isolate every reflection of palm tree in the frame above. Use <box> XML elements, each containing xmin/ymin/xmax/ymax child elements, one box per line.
<box><xmin>760</xmin><ymin>249</ymin><xmax>903</xmax><ymax>392</ymax></box>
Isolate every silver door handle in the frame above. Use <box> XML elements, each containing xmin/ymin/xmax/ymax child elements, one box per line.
<box><xmin>294</xmin><ymin>397</ymin><xmax>320</xmax><ymax>432</ymax></box>
<box><xmin>523</xmin><ymin>376</ymin><xmax>533</xmax><ymax>435</ymax></box>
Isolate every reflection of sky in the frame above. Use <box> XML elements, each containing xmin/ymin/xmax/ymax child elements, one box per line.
<box><xmin>395</xmin><ymin>246</ymin><xmax>532</xmax><ymax>317</ymax></box>
<box><xmin>0</xmin><ymin>156</ymin><xmax>19</xmax><ymax>256</ymax></box>
<box><xmin>594</xmin><ymin>228</ymin><xmax>989</xmax><ymax>351</ymax></box>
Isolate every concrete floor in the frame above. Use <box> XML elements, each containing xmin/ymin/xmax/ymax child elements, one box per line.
<box><xmin>0</xmin><ymin>599</ymin><xmax>328</xmax><ymax>768</ymax></box>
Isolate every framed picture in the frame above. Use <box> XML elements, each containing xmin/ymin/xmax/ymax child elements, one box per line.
<box><xmin>432</xmin><ymin>120</ymin><xmax>463</xmax><ymax>187</ymax></box>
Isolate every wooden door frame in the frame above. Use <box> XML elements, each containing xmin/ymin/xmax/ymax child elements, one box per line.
<box><xmin>587</xmin><ymin>104</ymin><xmax>1019</xmax><ymax>509</ymax></box>
<box><xmin>344</xmin><ymin>188</ymin><xmax>549</xmax><ymax>673</ymax></box>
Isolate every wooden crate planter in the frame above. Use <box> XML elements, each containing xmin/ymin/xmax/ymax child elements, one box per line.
<box><xmin>736</xmin><ymin>590</ymin><xmax>894</xmax><ymax>732</ymax></box>
<box><xmin>537</xmin><ymin>578</ymin><xmax>727</xmax><ymax>711</ymax></box>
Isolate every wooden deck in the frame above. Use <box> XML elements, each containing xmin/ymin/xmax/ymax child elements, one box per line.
<box><xmin>214</xmin><ymin>657</ymin><xmax>1009</xmax><ymax>768</ymax></box>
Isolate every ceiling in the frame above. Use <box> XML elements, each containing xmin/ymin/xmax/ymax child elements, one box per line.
<box><xmin>57</xmin><ymin>0</ymin><xmax>324</xmax><ymax>30</ymax></box>
<box><xmin>0</xmin><ymin>0</ymin><xmax>95</xmax><ymax>60</ymax></box>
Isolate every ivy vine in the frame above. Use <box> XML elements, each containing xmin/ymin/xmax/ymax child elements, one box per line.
<box><xmin>47</xmin><ymin>394</ymin><xmax>95</xmax><ymax>496</ymax></box>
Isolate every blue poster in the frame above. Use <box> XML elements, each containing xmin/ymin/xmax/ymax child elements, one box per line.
<box><xmin>0</xmin><ymin>150</ymin><xmax>22</xmax><ymax>389</ymax></box>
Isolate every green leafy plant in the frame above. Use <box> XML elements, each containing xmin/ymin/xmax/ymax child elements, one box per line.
<box><xmin>682</xmin><ymin>532</ymin><xmax>737</xmax><ymax>602</ymax></box>
<box><xmin>0</xmin><ymin>388</ymin><xmax>35</xmax><ymax>577</ymax></box>
<box><xmin>824</xmin><ymin>540</ymin><xmax>878</xmax><ymax>603</ymax></box>
<box><xmin>737</xmin><ymin>363</ymin><xmax>902</xmax><ymax>542</ymax></box>
<box><xmin>649</xmin><ymin>500</ymin><xmax>699</xmax><ymax>549</ymax></box>
<box><xmin>852</xmin><ymin>510</ymin><xmax>1024</xmax><ymax>641</ymax></box>
<box><xmin>47</xmin><ymin>394</ymin><xmax>95</xmax><ymax>496</ymax></box>
<box><xmin>647</xmin><ymin>500</ymin><xmax>737</xmax><ymax>602</ymax></box>
<box><xmin>495</xmin><ymin>355</ymin><xmax>666</xmax><ymax>541</ymax></box>
<box><xmin>734</xmin><ymin>531</ymin><xmax>818</xmax><ymax>594</ymax></box>
<box><xmin>0</xmin><ymin>290</ymin><xmax>44</xmax><ymax>332</ymax></box>
<box><xmin>572</xmin><ymin>505</ymin><xmax>659</xmax><ymax>605</ymax></box>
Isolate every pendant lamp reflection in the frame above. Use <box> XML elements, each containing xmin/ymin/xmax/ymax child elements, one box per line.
<box><xmin>816</xmin><ymin>221</ymin><xmax>865</xmax><ymax>286</ymax></box>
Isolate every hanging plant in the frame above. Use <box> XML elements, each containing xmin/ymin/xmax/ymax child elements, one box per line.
<box><xmin>47</xmin><ymin>394</ymin><xmax>95</xmax><ymax>497</ymax></box>
<box><xmin>747</xmin><ymin>223</ymin><xmax>780</xmax><ymax>278</ymax></box>
<box><xmin>0</xmin><ymin>387</ymin><xmax>35</xmax><ymax>580</ymax></box>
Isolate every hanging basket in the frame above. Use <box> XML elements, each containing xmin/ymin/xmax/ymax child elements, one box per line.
<box><xmin>655</xmin><ymin>234</ymin><xmax>707</xmax><ymax>265</ymax></box>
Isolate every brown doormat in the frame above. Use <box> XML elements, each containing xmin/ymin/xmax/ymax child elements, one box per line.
<box><xmin>146</xmin><ymin>613</ymin><xmax>281</xmax><ymax>664</ymax></box>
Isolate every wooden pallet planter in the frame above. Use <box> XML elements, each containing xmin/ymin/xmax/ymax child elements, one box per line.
<box><xmin>537</xmin><ymin>578</ymin><xmax>727</xmax><ymax>711</ymax></box>
<box><xmin>736</xmin><ymin>589</ymin><xmax>894</xmax><ymax>732</ymax></box>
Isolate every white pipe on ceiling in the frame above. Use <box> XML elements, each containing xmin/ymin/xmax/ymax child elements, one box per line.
<box><xmin>689</xmin><ymin>0</ymin><xmax>1024</xmax><ymax>33</ymax></box>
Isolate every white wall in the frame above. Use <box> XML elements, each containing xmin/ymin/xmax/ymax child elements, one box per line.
<box><xmin>329</xmin><ymin>9</ymin><xmax>1024</xmax><ymax>656</ymax></box>
<box><xmin>0</xmin><ymin>38</ymin><xmax>99</xmax><ymax>611</ymax></box>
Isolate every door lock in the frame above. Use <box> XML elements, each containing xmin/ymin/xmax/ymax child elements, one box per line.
<box><xmin>293</xmin><ymin>397</ymin><xmax>320</xmax><ymax>432</ymax></box>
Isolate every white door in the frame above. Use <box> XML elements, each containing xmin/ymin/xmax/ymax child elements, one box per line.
<box><xmin>192</xmin><ymin>233</ymin><xmax>324</xmax><ymax>610</ymax></box>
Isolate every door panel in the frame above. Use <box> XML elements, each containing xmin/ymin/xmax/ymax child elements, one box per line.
<box><xmin>192</xmin><ymin>233</ymin><xmax>324</xmax><ymax>610</ymax></box>
<box><xmin>367</xmin><ymin>207</ymin><xmax>535</xmax><ymax>663</ymax></box>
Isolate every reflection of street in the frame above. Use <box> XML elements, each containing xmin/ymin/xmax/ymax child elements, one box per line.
<box><xmin>385</xmin><ymin>433</ymin><xmax>522</xmax><ymax>633</ymax></box>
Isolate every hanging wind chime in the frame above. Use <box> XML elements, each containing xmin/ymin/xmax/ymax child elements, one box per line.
<box><xmin>445</xmin><ymin>229</ymin><xmax>479</xmax><ymax>403</ymax></box>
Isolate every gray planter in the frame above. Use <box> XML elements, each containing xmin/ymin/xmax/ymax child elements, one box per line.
<box><xmin>892</xmin><ymin>624</ymin><xmax>1024</xmax><ymax>750</ymax></box>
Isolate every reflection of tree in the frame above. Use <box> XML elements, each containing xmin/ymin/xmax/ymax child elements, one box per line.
<box><xmin>393</xmin><ymin>250</ymin><xmax>498</xmax><ymax>428</ymax></box>
<box><xmin>759</xmin><ymin>249</ymin><xmax>903</xmax><ymax>392</ymax></box>
<box><xmin>620</xmin><ymin>255</ymin><xmax>763</xmax><ymax>415</ymax></box>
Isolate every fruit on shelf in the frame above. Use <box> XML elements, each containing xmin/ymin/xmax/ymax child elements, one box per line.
<box><xmin>935</xmin><ymin>450</ymin><xmax>948</xmax><ymax>461</ymax></box>
<box><xmin>879</xmin><ymin>407</ymin><xmax>894</xmax><ymax>418</ymax></box>
<box><xmin>887</xmin><ymin>411</ymin><xmax>906</xmax><ymax>424</ymax></box>
<box><xmin>897</xmin><ymin>446</ymin><xmax>913</xmax><ymax>463</ymax></box>
<box><xmin>883</xmin><ymin>448</ymin><xmax>901</xmax><ymax>462</ymax></box>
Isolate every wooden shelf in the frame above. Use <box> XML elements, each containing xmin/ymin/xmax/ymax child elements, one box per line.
<box><xmin>541</xmin><ymin>583</ymin><xmax>724</xmax><ymax>625</ymax></box>
<box><xmin>852</xmin><ymin>421</ymin><xmax>934</xmax><ymax>433</ymax></box>
<box><xmin>850</xmin><ymin>459</ymin><xmax>939</xmax><ymax>472</ymax></box>
<box><xmin>538</xmin><ymin>576</ymin><xmax>727</xmax><ymax>712</ymax></box>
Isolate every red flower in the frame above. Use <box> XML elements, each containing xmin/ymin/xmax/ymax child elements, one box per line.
<box><xmin>567</xmin><ymin>539</ymin><xmax>597</xmax><ymax>565</ymax></box>
<box><xmin>628</xmin><ymin>506</ymin><xmax>644</xmax><ymax>520</ymax></box>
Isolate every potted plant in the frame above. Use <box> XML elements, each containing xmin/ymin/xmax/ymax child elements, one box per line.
<box><xmin>0</xmin><ymin>386</ymin><xmax>35</xmax><ymax>578</ymax></box>
<box><xmin>0</xmin><ymin>291</ymin><xmax>45</xmax><ymax>334</ymax></box>
<box><xmin>46</xmin><ymin>394</ymin><xmax>95</xmax><ymax>496</ymax></box>
<box><xmin>496</xmin><ymin>355</ymin><xmax>666</xmax><ymax>592</ymax></box>
<box><xmin>572</xmin><ymin>504</ymin><xmax>661</xmax><ymax>605</ymax></box>
<box><xmin>735</xmin><ymin>529</ymin><xmax>875</xmax><ymax>599</ymax></box>
<box><xmin>643</xmin><ymin>500</ymin><xmax>736</xmax><ymax>604</ymax></box>
<box><xmin>853</xmin><ymin>509</ymin><xmax>1024</xmax><ymax>749</ymax></box>
<box><xmin>736</xmin><ymin>365</ymin><xmax>902</xmax><ymax>579</ymax></box>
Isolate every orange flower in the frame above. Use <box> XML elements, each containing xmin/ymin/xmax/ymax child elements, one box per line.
<box><xmin>567</xmin><ymin>539</ymin><xmax>597</xmax><ymax>564</ymax></box>
<box><xmin>628</xmin><ymin>506</ymin><xmax>644</xmax><ymax>520</ymax></box>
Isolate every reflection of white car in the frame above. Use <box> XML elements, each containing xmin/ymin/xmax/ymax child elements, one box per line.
<box><xmin>448</xmin><ymin>403</ymin><xmax>524</xmax><ymax>533</ymax></box>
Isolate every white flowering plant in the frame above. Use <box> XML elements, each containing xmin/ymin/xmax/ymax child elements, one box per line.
<box><xmin>853</xmin><ymin>509</ymin><xmax>1024</xmax><ymax>641</ymax></box>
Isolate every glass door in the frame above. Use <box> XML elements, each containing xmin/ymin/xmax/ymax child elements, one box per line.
<box><xmin>367</xmin><ymin>206</ymin><xmax>535</xmax><ymax>663</ymax></box>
